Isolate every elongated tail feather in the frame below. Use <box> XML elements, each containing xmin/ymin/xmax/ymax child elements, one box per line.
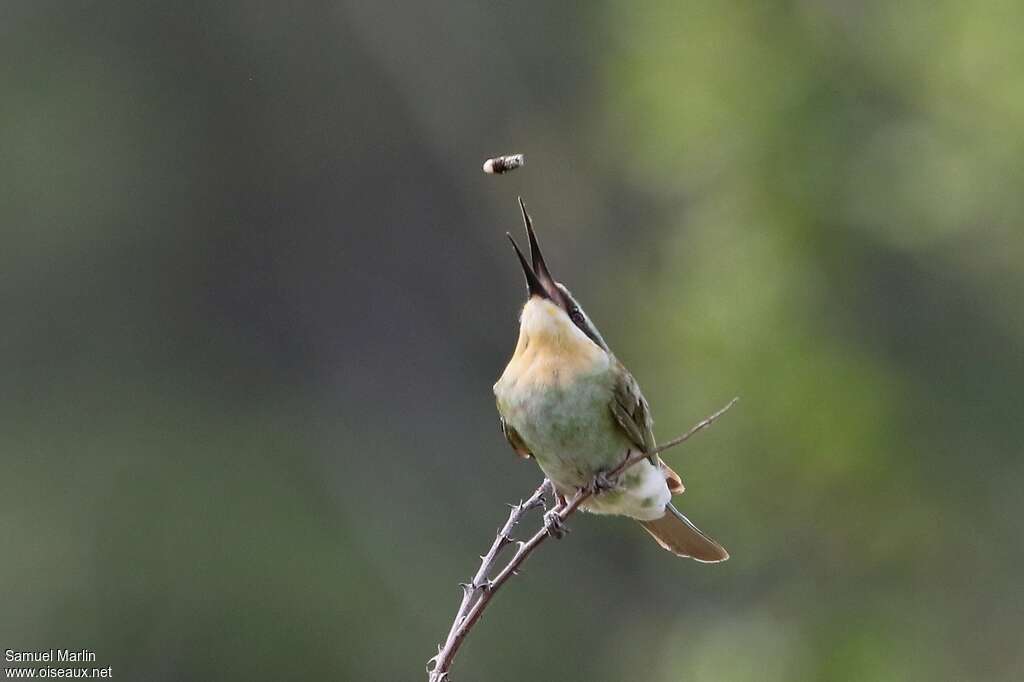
<box><xmin>639</xmin><ymin>503</ymin><xmax>729</xmax><ymax>562</ymax></box>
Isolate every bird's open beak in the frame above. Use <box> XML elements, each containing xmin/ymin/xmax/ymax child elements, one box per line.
<box><xmin>505</xmin><ymin>228</ymin><xmax>548</xmax><ymax>296</ymax></box>
<box><xmin>506</xmin><ymin>197</ymin><xmax>567</xmax><ymax>306</ymax></box>
<box><xmin>506</xmin><ymin>232</ymin><xmax>548</xmax><ymax>300</ymax></box>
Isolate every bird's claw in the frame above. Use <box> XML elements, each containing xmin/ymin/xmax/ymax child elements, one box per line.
<box><xmin>543</xmin><ymin>510</ymin><xmax>567</xmax><ymax>539</ymax></box>
<box><xmin>589</xmin><ymin>470</ymin><xmax>617</xmax><ymax>495</ymax></box>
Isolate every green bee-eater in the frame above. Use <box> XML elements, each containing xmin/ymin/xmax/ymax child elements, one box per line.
<box><xmin>494</xmin><ymin>198</ymin><xmax>728</xmax><ymax>562</ymax></box>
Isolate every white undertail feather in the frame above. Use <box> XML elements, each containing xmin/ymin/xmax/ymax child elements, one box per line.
<box><xmin>579</xmin><ymin>458</ymin><xmax>671</xmax><ymax>522</ymax></box>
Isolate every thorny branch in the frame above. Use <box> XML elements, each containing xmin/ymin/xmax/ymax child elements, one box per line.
<box><xmin>426</xmin><ymin>397</ymin><xmax>739</xmax><ymax>681</ymax></box>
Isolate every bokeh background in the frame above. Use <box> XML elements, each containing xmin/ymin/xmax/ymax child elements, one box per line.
<box><xmin>3</xmin><ymin>2</ymin><xmax>1022</xmax><ymax>680</ymax></box>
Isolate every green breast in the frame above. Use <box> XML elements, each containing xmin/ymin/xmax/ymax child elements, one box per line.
<box><xmin>496</xmin><ymin>368</ymin><xmax>631</xmax><ymax>489</ymax></box>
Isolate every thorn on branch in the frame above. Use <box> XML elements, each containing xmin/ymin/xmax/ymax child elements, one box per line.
<box><xmin>428</xmin><ymin>399</ymin><xmax>738</xmax><ymax>681</ymax></box>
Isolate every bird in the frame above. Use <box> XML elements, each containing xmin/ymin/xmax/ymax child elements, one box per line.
<box><xmin>493</xmin><ymin>198</ymin><xmax>729</xmax><ymax>562</ymax></box>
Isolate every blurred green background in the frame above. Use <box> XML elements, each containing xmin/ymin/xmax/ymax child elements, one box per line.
<box><xmin>3</xmin><ymin>2</ymin><xmax>1022</xmax><ymax>680</ymax></box>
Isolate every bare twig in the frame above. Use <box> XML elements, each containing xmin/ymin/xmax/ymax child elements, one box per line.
<box><xmin>648</xmin><ymin>396</ymin><xmax>739</xmax><ymax>459</ymax></box>
<box><xmin>427</xmin><ymin>481</ymin><xmax>551</xmax><ymax>681</ymax></box>
<box><xmin>606</xmin><ymin>395</ymin><xmax>742</xmax><ymax>478</ymax></box>
<box><xmin>427</xmin><ymin>397</ymin><xmax>738</xmax><ymax>681</ymax></box>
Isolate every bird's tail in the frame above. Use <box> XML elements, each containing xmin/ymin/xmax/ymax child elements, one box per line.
<box><xmin>639</xmin><ymin>503</ymin><xmax>729</xmax><ymax>562</ymax></box>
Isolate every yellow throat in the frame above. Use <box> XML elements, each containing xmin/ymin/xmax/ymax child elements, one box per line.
<box><xmin>497</xmin><ymin>297</ymin><xmax>609</xmax><ymax>391</ymax></box>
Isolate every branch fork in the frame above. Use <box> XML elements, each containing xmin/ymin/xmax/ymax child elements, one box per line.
<box><xmin>426</xmin><ymin>397</ymin><xmax>738</xmax><ymax>681</ymax></box>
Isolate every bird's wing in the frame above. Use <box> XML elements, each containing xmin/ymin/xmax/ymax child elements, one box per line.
<box><xmin>610</xmin><ymin>361</ymin><xmax>684</xmax><ymax>493</ymax></box>
<box><xmin>500</xmin><ymin>417</ymin><xmax>532</xmax><ymax>459</ymax></box>
<box><xmin>610</xmin><ymin>362</ymin><xmax>656</xmax><ymax>454</ymax></box>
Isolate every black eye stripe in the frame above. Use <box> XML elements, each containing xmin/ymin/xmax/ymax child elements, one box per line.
<box><xmin>557</xmin><ymin>285</ymin><xmax>609</xmax><ymax>351</ymax></box>
<box><xmin>569</xmin><ymin>309</ymin><xmax>590</xmax><ymax>336</ymax></box>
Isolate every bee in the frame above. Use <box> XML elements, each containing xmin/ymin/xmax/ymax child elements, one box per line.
<box><xmin>482</xmin><ymin>154</ymin><xmax>525</xmax><ymax>175</ymax></box>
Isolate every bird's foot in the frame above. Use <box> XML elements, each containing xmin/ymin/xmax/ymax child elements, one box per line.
<box><xmin>543</xmin><ymin>510</ymin><xmax>567</xmax><ymax>539</ymax></box>
<box><xmin>588</xmin><ymin>470</ymin><xmax>618</xmax><ymax>496</ymax></box>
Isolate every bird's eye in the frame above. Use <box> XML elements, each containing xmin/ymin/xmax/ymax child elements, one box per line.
<box><xmin>569</xmin><ymin>308</ymin><xmax>585</xmax><ymax>325</ymax></box>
